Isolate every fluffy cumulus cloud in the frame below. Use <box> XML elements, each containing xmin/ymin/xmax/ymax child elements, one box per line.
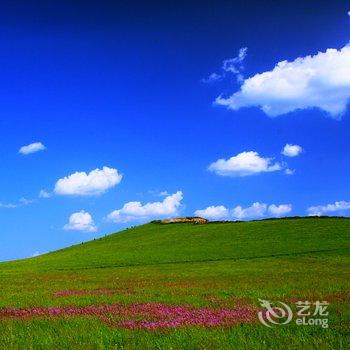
<box><xmin>54</xmin><ymin>167</ymin><xmax>122</xmax><ymax>196</ymax></box>
<box><xmin>209</xmin><ymin>151</ymin><xmax>282</xmax><ymax>177</ymax></box>
<box><xmin>268</xmin><ymin>204</ymin><xmax>293</xmax><ymax>217</ymax></box>
<box><xmin>282</xmin><ymin>144</ymin><xmax>303</xmax><ymax>157</ymax></box>
<box><xmin>307</xmin><ymin>201</ymin><xmax>350</xmax><ymax>216</ymax></box>
<box><xmin>232</xmin><ymin>202</ymin><xmax>267</xmax><ymax>219</ymax></box>
<box><xmin>63</xmin><ymin>211</ymin><xmax>97</xmax><ymax>232</ymax></box>
<box><xmin>194</xmin><ymin>205</ymin><xmax>230</xmax><ymax>220</ymax></box>
<box><xmin>19</xmin><ymin>142</ymin><xmax>46</xmax><ymax>155</ymax></box>
<box><xmin>195</xmin><ymin>202</ymin><xmax>292</xmax><ymax>220</ymax></box>
<box><xmin>215</xmin><ymin>44</ymin><xmax>350</xmax><ymax>118</ymax></box>
<box><xmin>107</xmin><ymin>191</ymin><xmax>183</xmax><ymax>223</ymax></box>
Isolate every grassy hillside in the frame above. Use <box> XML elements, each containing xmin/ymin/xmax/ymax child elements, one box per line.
<box><xmin>2</xmin><ymin>217</ymin><xmax>350</xmax><ymax>271</ymax></box>
<box><xmin>0</xmin><ymin>217</ymin><xmax>349</xmax><ymax>349</ymax></box>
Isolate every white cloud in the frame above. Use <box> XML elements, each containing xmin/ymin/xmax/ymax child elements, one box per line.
<box><xmin>282</xmin><ymin>144</ymin><xmax>303</xmax><ymax>157</ymax></box>
<box><xmin>148</xmin><ymin>190</ymin><xmax>169</xmax><ymax>197</ymax></box>
<box><xmin>157</xmin><ymin>191</ymin><xmax>169</xmax><ymax>197</ymax></box>
<box><xmin>39</xmin><ymin>189</ymin><xmax>52</xmax><ymax>198</ymax></box>
<box><xmin>201</xmin><ymin>72</ymin><xmax>222</xmax><ymax>83</ymax></box>
<box><xmin>19</xmin><ymin>198</ymin><xmax>33</xmax><ymax>205</ymax></box>
<box><xmin>222</xmin><ymin>47</ymin><xmax>248</xmax><ymax>82</ymax></box>
<box><xmin>0</xmin><ymin>198</ymin><xmax>34</xmax><ymax>208</ymax></box>
<box><xmin>232</xmin><ymin>202</ymin><xmax>267</xmax><ymax>219</ymax></box>
<box><xmin>54</xmin><ymin>166</ymin><xmax>122</xmax><ymax>196</ymax></box>
<box><xmin>19</xmin><ymin>142</ymin><xmax>46</xmax><ymax>155</ymax></box>
<box><xmin>268</xmin><ymin>204</ymin><xmax>292</xmax><ymax>217</ymax></box>
<box><xmin>63</xmin><ymin>211</ymin><xmax>97</xmax><ymax>232</ymax></box>
<box><xmin>195</xmin><ymin>202</ymin><xmax>292</xmax><ymax>220</ymax></box>
<box><xmin>203</xmin><ymin>47</ymin><xmax>248</xmax><ymax>83</ymax></box>
<box><xmin>107</xmin><ymin>191</ymin><xmax>183</xmax><ymax>223</ymax></box>
<box><xmin>209</xmin><ymin>151</ymin><xmax>282</xmax><ymax>177</ymax></box>
<box><xmin>0</xmin><ymin>202</ymin><xmax>17</xmax><ymax>208</ymax></box>
<box><xmin>215</xmin><ymin>44</ymin><xmax>350</xmax><ymax>118</ymax></box>
<box><xmin>307</xmin><ymin>201</ymin><xmax>350</xmax><ymax>216</ymax></box>
<box><xmin>285</xmin><ymin>168</ymin><xmax>295</xmax><ymax>175</ymax></box>
<box><xmin>194</xmin><ymin>205</ymin><xmax>230</xmax><ymax>220</ymax></box>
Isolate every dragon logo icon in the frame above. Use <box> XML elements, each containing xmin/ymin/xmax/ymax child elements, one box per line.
<box><xmin>258</xmin><ymin>299</ymin><xmax>293</xmax><ymax>327</ymax></box>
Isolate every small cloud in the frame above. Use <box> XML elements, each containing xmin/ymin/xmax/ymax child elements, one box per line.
<box><xmin>203</xmin><ymin>47</ymin><xmax>248</xmax><ymax>84</ymax></box>
<box><xmin>148</xmin><ymin>190</ymin><xmax>170</xmax><ymax>197</ymax></box>
<box><xmin>0</xmin><ymin>202</ymin><xmax>17</xmax><ymax>208</ymax></box>
<box><xmin>232</xmin><ymin>202</ymin><xmax>267</xmax><ymax>219</ymax></box>
<box><xmin>157</xmin><ymin>191</ymin><xmax>169</xmax><ymax>197</ymax></box>
<box><xmin>19</xmin><ymin>198</ymin><xmax>34</xmax><ymax>205</ymax></box>
<box><xmin>307</xmin><ymin>200</ymin><xmax>350</xmax><ymax>216</ymax></box>
<box><xmin>195</xmin><ymin>202</ymin><xmax>292</xmax><ymax>220</ymax></box>
<box><xmin>201</xmin><ymin>73</ymin><xmax>222</xmax><ymax>83</ymax></box>
<box><xmin>0</xmin><ymin>197</ymin><xmax>34</xmax><ymax>208</ymax></box>
<box><xmin>222</xmin><ymin>47</ymin><xmax>248</xmax><ymax>82</ymax></box>
<box><xmin>282</xmin><ymin>144</ymin><xmax>303</xmax><ymax>157</ymax></box>
<box><xmin>19</xmin><ymin>142</ymin><xmax>46</xmax><ymax>155</ymax></box>
<box><xmin>208</xmin><ymin>151</ymin><xmax>282</xmax><ymax>177</ymax></box>
<box><xmin>268</xmin><ymin>204</ymin><xmax>292</xmax><ymax>217</ymax></box>
<box><xmin>285</xmin><ymin>168</ymin><xmax>295</xmax><ymax>175</ymax></box>
<box><xmin>39</xmin><ymin>189</ymin><xmax>52</xmax><ymax>198</ymax></box>
<box><xmin>63</xmin><ymin>211</ymin><xmax>97</xmax><ymax>232</ymax></box>
<box><xmin>107</xmin><ymin>191</ymin><xmax>183</xmax><ymax>223</ymax></box>
<box><xmin>54</xmin><ymin>166</ymin><xmax>122</xmax><ymax>196</ymax></box>
<box><xmin>194</xmin><ymin>205</ymin><xmax>230</xmax><ymax>220</ymax></box>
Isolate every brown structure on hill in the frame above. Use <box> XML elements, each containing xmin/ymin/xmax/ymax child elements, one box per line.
<box><xmin>160</xmin><ymin>217</ymin><xmax>208</xmax><ymax>224</ymax></box>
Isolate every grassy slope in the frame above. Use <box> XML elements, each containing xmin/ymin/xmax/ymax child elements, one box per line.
<box><xmin>0</xmin><ymin>218</ymin><xmax>349</xmax><ymax>349</ymax></box>
<box><xmin>3</xmin><ymin>217</ymin><xmax>350</xmax><ymax>271</ymax></box>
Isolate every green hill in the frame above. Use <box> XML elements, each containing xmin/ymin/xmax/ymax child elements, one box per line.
<box><xmin>2</xmin><ymin>217</ymin><xmax>350</xmax><ymax>272</ymax></box>
<box><xmin>0</xmin><ymin>217</ymin><xmax>349</xmax><ymax>349</ymax></box>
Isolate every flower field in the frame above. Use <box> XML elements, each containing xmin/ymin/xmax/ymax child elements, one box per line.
<box><xmin>0</xmin><ymin>218</ymin><xmax>349</xmax><ymax>349</ymax></box>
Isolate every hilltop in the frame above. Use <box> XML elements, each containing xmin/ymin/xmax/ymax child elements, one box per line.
<box><xmin>2</xmin><ymin>216</ymin><xmax>349</xmax><ymax>272</ymax></box>
<box><xmin>157</xmin><ymin>216</ymin><xmax>208</xmax><ymax>224</ymax></box>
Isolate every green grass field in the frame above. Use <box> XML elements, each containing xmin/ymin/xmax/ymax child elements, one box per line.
<box><xmin>0</xmin><ymin>217</ymin><xmax>349</xmax><ymax>349</ymax></box>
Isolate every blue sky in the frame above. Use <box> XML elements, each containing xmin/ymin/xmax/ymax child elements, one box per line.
<box><xmin>1</xmin><ymin>0</ymin><xmax>350</xmax><ymax>261</ymax></box>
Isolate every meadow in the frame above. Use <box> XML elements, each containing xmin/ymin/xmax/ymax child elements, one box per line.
<box><xmin>0</xmin><ymin>217</ymin><xmax>349</xmax><ymax>349</ymax></box>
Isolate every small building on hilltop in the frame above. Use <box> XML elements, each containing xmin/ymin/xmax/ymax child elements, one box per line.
<box><xmin>159</xmin><ymin>217</ymin><xmax>208</xmax><ymax>224</ymax></box>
